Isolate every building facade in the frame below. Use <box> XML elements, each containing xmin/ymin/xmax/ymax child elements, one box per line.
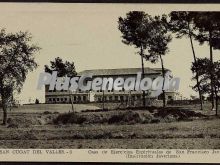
<box><xmin>45</xmin><ymin>67</ymin><xmax>177</xmax><ymax>104</ymax></box>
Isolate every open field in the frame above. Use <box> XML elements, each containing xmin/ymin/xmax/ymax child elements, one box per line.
<box><xmin>0</xmin><ymin>104</ymin><xmax>219</xmax><ymax>149</ymax></box>
<box><xmin>0</xmin><ymin>118</ymin><xmax>219</xmax><ymax>149</ymax></box>
<box><xmin>8</xmin><ymin>104</ymin><xmax>100</xmax><ymax>113</ymax></box>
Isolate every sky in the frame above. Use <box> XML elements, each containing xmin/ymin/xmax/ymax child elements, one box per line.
<box><xmin>0</xmin><ymin>3</ymin><xmax>219</xmax><ymax>104</ymax></box>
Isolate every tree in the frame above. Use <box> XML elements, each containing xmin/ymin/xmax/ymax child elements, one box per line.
<box><xmin>191</xmin><ymin>58</ymin><xmax>220</xmax><ymax>115</ymax></box>
<box><xmin>45</xmin><ymin>57</ymin><xmax>77</xmax><ymax>112</ymax></box>
<box><xmin>193</xmin><ymin>12</ymin><xmax>220</xmax><ymax>110</ymax></box>
<box><xmin>213</xmin><ymin>61</ymin><xmax>220</xmax><ymax>115</ymax></box>
<box><xmin>169</xmin><ymin>11</ymin><xmax>204</xmax><ymax>110</ymax></box>
<box><xmin>118</xmin><ymin>11</ymin><xmax>155</xmax><ymax>107</ymax></box>
<box><xmin>0</xmin><ymin>29</ymin><xmax>40</xmax><ymax>124</ymax></box>
<box><xmin>146</xmin><ymin>15</ymin><xmax>172</xmax><ymax>107</ymax></box>
<box><xmin>35</xmin><ymin>99</ymin><xmax>40</xmax><ymax>104</ymax></box>
<box><xmin>44</xmin><ymin>57</ymin><xmax>77</xmax><ymax>77</ymax></box>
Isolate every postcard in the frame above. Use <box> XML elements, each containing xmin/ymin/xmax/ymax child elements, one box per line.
<box><xmin>0</xmin><ymin>2</ymin><xmax>219</xmax><ymax>163</ymax></box>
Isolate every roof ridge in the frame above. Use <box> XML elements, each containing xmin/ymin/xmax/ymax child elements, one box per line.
<box><xmin>77</xmin><ymin>67</ymin><xmax>167</xmax><ymax>76</ymax></box>
<box><xmin>78</xmin><ymin>67</ymin><xmax>155</xmax><ymax>72</ymax></box>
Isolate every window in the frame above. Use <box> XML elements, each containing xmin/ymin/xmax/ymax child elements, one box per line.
<box><xmin>83</xmin><ymin>96</ymin><xmax>86</xmax><ymax>101</ymax></box>
<box><xmin>57</xmin><ymin>98</ymin><xmax>59</xmax><ymax>101</ymax></box>
<box><xmin>61</xmin><ymin>98</ymin><xmax>63</xmax><ymax>101</ymax></box>
<box><xmin>49</xmin><ymin>98</ymin><xmax>52</xmax><ymax>101</ymax></box>
<box><xmin>53</xmin><ymin>98</ymin><xmax>56</xmax><ymax>101</ymax></box>
<box><xmin>109</xmin><ymin>96</ymin><xmax>112</xmax><ymax>101</ymax></box>
<box><xmin>65</xmin><ymin>98</ymin><xmax>67</xmax><ymax>101</ymax></box>
<box><xmin>120</xmin><ymin>96</ymin><xmax>124</xmax><ymax>101</ymax></box>
<box><xmin>115</xmin><ymin>96</ymin><xmax>118</xmax><ymax>101</ymax></box>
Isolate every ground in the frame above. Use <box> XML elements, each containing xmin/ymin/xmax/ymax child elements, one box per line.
<box><xmin>0</xmin><ymin>103</ymin><xmax>219</xmax><ymax>149</ymax></box>
<box><xmin>10</xmin><ymin>103</ymin><xmax>100</xmax><ymax>113</ymax></box>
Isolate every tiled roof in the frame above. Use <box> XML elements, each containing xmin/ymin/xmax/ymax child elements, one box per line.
<box><xmin>78</xmin><ymin>67</ymin><xmax>170</xmax><ymax>76</ymax></box>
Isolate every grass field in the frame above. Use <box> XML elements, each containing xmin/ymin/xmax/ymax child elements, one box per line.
<box><xmin>0</xmin><ymin>104</ymin><xmax>219</xmax><ymax>149</ymax></box>
<box><xmin>9</xmin><ymin>104</ymin><xmax>100</xmax><ymax>113</ymax></box>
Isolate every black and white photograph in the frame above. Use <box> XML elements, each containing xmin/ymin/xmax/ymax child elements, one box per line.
<box><xmin>0</xmin><ymin>3</ymin><xmax>219</xmax><ymax>162</ymax></box>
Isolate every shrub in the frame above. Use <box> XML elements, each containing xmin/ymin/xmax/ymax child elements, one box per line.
<box><xmin>53</xmin><ymin>112</ymin><xmax>86</xmax><ymax>124</ymax></box>
<box><xmin>43</xmin><ymin>111</ymin><xmax>52</xmax><ymax>115</ymax></box>
<box><xmin>108</xmin><ymin>111</ymin><xmax>142</xmax><ymax>124</ymax></box>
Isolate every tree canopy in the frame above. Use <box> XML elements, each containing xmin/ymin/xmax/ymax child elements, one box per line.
<box><xmin>44</xmin><ymin>57</ymin><xmax>77</xmax><ymax>77</ymax></box>
<box><xmin>118</xmin><ymin>11</ymin><xmax>154</xmax><ymax>49</ymax></box>
<box><xmin>0</xmin><ymin>29</ymin><xmax>40</xmax><ymax>124</ymax></box>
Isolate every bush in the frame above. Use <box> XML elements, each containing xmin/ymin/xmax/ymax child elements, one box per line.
<box><xmin>43</xmin><ymin>111</ymin><xmax>52</xmax><ymax>115</ymax></box>
<box><xmin>53</xmin><ymin>112</ymin><xmax>86</xmax><ymax>124</ymax></box>
<box><xmin>53</xmin><ymin>107</ymin><xmax>206</xmax><ymax>125</ymax></box>
<box><xmin>108</xmin><ymin>111</ymin><xmax>142</xmax><ymax>124</ymax></box>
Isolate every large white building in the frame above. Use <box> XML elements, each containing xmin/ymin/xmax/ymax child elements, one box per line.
<box><xmin>45</xmin><ymin>67</ymin><xmax>177</xmax><ymax>104</ymax></box>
